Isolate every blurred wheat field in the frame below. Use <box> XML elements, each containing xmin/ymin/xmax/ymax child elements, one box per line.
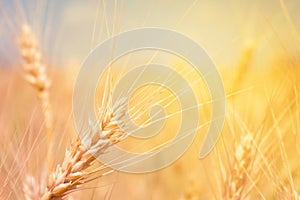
<box><xmin>1</xmin><ymin>0</ymin><xmax>300</xmax><ymax>199</ymax></box>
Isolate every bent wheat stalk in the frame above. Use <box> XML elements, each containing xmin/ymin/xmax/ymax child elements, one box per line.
<box><xmin>41</xmin><ymin>98</ymin><xmax>127</xmax><ymax>200</ymax></box>
<box><xmin>19</xmin><ymin>24</ymin><xmax>54</xmax><ymax>168</ymax></box>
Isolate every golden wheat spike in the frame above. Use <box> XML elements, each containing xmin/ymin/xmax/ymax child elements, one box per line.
<box><xmin>19</xmin><ymin>24</ymin><xmax>54</xmax><ymax>169</ymax></box>
<box><xmin>41</xmin><ymin>98</ymin><xmax>127</xmax><ymax>200</ymax></box>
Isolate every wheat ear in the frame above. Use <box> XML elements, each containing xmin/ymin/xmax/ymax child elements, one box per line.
<box><xmin>41</xmin><ymin>98</ymin><xmax>127</xmax><ymax>200</ymax></box>
<box><xmin>223</xmin><ymin>134</ymin><xmax>254</xmax><ymax>200</ymax></box>
<box><xmin>19</xmin><ymin>24</ymin><xmax>54</xmax><ymax>168</ymax></box>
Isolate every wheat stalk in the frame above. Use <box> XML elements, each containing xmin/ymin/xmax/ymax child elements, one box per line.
<box><xmin>222</xmin><ymin>134</ymin><xmax>254</xmax><ymax>200</ymax></box>
<box><xmin>19</xmin><ymin>24</ymin><xmax>54</xmax><ymax>168</ymax></box>
<box><xmin>41</xmin><ymin>98</ymin><xmax>127</xmax><ymax>200</ymax></box>
<box><xmin>293</xmin><ymin>191</ymin><xmax>300</xmax><ymax>200</ymax></box>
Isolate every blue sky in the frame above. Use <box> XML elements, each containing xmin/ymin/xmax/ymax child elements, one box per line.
<box><xmin>1</xmin><ymin>0</ymin><xmax>300</xmax><ymax>68</ymax></box>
